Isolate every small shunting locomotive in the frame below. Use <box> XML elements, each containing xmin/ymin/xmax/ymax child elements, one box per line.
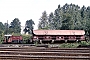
<box><xmin>3</xmin><ymin>34</ymin><xmax>23</xmax><ymax>43</ymax></box>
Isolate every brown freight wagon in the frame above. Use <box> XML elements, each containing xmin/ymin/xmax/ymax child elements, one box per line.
<box><xmin>32</xmin><ymin>30</ymin><xmax>85</xmax><ymax>43</ymax></box>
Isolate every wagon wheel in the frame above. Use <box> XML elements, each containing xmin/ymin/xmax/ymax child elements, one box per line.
<box><xmin>39</xmin><ymin>40</ymin><xmax>42</xmax><ymax>44</ymax></box>
<box><xmin>65</xmin><ymin>40</ymin><xmax>67</xmax><ymax>43</ymax></box>
<box><xmin>34</xmin><ymin>40</ymin><xmax>39</xmax><ymax>45</ymax></box>
<box><xmin>85</xmin><ymin>37</ymin><xmax>89</xmax><ymax>42</ymax></box>
<box><xmin>86</xmin><ymin>39</ymin><xmax>89</xmax><ymax>42</ymax></box>
<box><xmin>51</xmin><ymin>40</ymin><xmax>54</xmax><ymax>43</ymax></box>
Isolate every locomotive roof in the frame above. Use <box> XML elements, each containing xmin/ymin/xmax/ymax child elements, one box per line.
<box><xmin>33</xmin><ymin>30</ymin><xmax>85</xmax><ymax>35</ymax></box>
<box><xmin>4</xmin><ymin>34</ymin><xmax>12</xmax><ymax>36</ymax></box>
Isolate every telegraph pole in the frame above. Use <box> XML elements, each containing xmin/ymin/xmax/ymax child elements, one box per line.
<box><xmin>6</xmin><ymin>20</ymin><xmax>8</xmax><ymax>43</ymax></box>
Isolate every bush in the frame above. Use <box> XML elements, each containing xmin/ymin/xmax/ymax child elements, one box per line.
<box><xmin>22</xmin><ymin>34</ymin><xmax>31</xmax><ymax>40</ymax></box>
<box><xmin>58</xmin><ymin>41</ymin><xmax>90</xmax><ymax>48</ymax></box>
<box><xmin>80</xmin><ymin>41</ymin><xmax>88</xmax><ymax>46</ymax></box>
<box><xmin>0</xmin><ymin>34</ymin><xmax>4</xmax><ymax>44</ymax></box>
<box><xmin>87</xmin><ymin>41</ymin><xmax>90</xmax><ymax>45</ymax></box>
<box><xmin>22</xmin><ymin>34</ymin><xmax>32</xmax><ymax>43</ymax></box>
<box><xmin>59</xmin><ymin>43</ymin><xmax>79</xmax><ymax>48</ymax></box>
<box><xmin>12</xmin><ymin>33</ymin><xmax>21</xmax><ymax>36</ymax></box>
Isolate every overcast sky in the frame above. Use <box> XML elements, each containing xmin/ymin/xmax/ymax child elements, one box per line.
<box><xmin>0</xmin><ymin>0</ymin><xmax>90</xmax><ymax>30</ymax></box>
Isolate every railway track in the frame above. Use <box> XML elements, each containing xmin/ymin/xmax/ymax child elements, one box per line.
<box><xmin>0</xmin><ymin>44</ymin><xmax>90</xmax><ymax>60</ymax></box>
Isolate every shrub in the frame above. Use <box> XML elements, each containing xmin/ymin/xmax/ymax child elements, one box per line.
<box><xmin>22</xmin><ymin>34</ymin><xmax>32</xmax><ymax>43</ymax></box>
<box><xmin>59</xmin><ymin>43</ymin><xmax>79</xmax><ymax>48</ymax></box>
<box><xmin>80</xmin><ymin>41</ymin><xmax>88</xmax><ymax>46</ymax></box>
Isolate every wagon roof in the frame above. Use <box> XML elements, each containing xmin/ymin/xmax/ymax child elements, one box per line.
<box><xmin>33</xmin><ymin>30</ymin><xmax>85</xmax><ymax>35</ymax></box>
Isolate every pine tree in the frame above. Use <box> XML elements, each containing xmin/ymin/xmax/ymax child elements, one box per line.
<box><xmin>38</xmin><ymin>11</ymin><xmax>48</xmax><ymax>30</ymax></box>
<box><xmin>53</xmin><ymin>5</ymin><xmax>62</xmax><ymax>29</ymax></box>
<box><xmin>48</xmin><ymin>12</ymin><xmax>55</xmax><ymax>30</ymax></box>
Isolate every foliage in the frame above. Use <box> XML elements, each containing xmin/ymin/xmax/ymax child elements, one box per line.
<box><xmin>54</xmin><ymin>5</ymin><xmax>63</xmax><ymax>30</ymax></box>
<box><xmin>38</xmin><ymin>3</ymin><xmax>90</xmax><ymax>35</ymax></box>
<box><xmin>22</xmin><ymin>34</ymin><xmax>32</xmax><ymax>43</ymax></box>
<box><xmin>0</xmin><ymin>34</ymin><xmax>4</xmax><ymax>43</ymax></box>
<box><xmin>22</xmin><ymin>34</ymin><xmax>31</xmax><ymax>41</ymax></box>
<box><xmin>38</xmin><ymin>11</ymin><xmax>48</xmax><ymax>29</ymax></box>
<box><xmin>80</xmin><ymin>41</ymin><xmax>90</xmax><ymax>46</ymax></box>
<box><xmin>58</xmin><ymin>41</ymin><xmax>90</xmax><ymax>48</ymax></box>
<box><xmin>0</xmin><ymin>22</ymin><xmax>5</xmax><ymax>34</ymax></box>
<box><xmin>0</xmin><ymin>22</ymin><xmax>5</xmax><ymax>30</ymax></box>
<box><xmin>48</xmin><ymin>12</ymin><xmax>55</xmax><ymax>29</ymax></box>
<box><xmin>87</xmin><ymin>41</ymin><xmax>90</xmax><ymax>45</ymax></box>
<box><xmin>9</xmin><ymin>18</ymin><xmax>21</xmax><ymax>33</ymax></box>
<box><xmin>12</xmin><ymin>33</ymin><xmax>21</xmax><ymax>36</ymax></box>
<box><xmin>59</xmin><ymin>43</ymin><xmax>79</xmax><ymax>48</ymax></box>
<box><xmin>24</xmin><ymin>19</ymin><xmax>35</xmax><ymax>34</ymax></box>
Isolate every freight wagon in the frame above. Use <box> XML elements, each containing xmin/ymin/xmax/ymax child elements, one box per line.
<box><xmin>32</xmin><ymin>30</ymin><xmax>86</xmax><ymax>43</ymax></box>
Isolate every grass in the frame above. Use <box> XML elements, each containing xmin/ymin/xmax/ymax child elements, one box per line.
<box><xmin>58</xmin><ymin>41</ymin><xmax>90</xmax><ymax>48</ymax></box>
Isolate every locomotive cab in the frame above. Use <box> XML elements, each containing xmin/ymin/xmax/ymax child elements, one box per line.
<box><xmin>4</xmin><ymin>34</ymin><xmax>12</xmax><ymax>43</ymax></box>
